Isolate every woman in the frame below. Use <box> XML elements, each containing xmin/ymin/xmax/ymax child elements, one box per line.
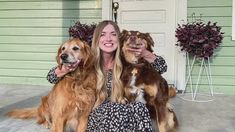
<box><xmin>47</xmin><ymin>20</ymin><xmax>167</xmax><ymax>131</ymax></box>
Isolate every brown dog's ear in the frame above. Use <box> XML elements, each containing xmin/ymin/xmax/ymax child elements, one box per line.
<box><xmin>56</xmin><ymin>45</ymin><xmax>62</xmax><ymax>69</ymax></box>
<box><xmin>145</xmin><ymin>33</ymin><xmax>154</xmax><ymax>52</ymax></box>
<box><xmin>119</xmin><ymin>29</ymin><xmax>129</xmax><ymax>43</ymax></box>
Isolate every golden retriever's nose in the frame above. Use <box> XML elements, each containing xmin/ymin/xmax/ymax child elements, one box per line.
<box><xmin>61</xmin><ymin>53</ymin><xmax>68</xmax><ymax>60</ymax></box>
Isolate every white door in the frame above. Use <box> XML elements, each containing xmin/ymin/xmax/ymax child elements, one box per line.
<box><xmin>102</xmin><ymin>0</ymin><xmax>187</xmax><ymax>90</ymax></box>
<box><xmin>113</xmin><ymin>0</ymin><xmax>176</xmax><ymax>85</ymax></box>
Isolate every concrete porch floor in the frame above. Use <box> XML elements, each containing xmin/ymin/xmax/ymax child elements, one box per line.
<box><xmin>0</xmin><ymin>84</ymin><xmax>235</xmax><ymax>132</ymax></box>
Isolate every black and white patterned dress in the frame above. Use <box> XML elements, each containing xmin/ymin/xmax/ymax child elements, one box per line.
<box><xmin>47</xmin><ymin>56</ymin><xmax>167</xmax><ymax>132</ymax></box>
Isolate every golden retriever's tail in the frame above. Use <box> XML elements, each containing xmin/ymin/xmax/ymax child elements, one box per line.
<box><xmin>6</xmin><ymin>107</ymin><xmax>37</xmax><ymax>119</ymax></box>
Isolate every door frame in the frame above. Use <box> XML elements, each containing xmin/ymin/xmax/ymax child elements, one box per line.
<box><xmin>102</xmin><ymin>0</ymin><xmax>187</xmax><ymax>90</ymax></box>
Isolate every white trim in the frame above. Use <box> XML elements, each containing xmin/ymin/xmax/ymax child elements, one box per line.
<box><xmin>232</xmin><ymin>0</ymin><xmax>235</xmax><ymax>40</ymax></box>
<box><xmin>175</xmin><ymin>0</ymin><xmax>187</xmax><ymax>90</ymax></box>
<box><xmin>102</xmin><ymin>0</ymin><xmax>113</xmax><ymax>20</ymax></box>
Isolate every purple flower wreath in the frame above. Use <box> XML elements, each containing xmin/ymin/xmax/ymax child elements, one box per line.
<box><xmin>175</xmin><ymin>21</ymin><xmax>224</xmax><ymax>58</ymax></box>
<box><xmin>69</xmin><ymin>21</ymin><xmax>97</xmax><ymax>46</ymax></box>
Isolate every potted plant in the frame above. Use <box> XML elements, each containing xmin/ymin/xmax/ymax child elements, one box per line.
<box><xmin>175</xmin><ymin>21</ymin><xmax>224</xmax><ymax>58</ymax></box>
<box><xmin>68</xmin><ymin>21</ymin><xmax>97</xmax><ymax>46</ymax></box>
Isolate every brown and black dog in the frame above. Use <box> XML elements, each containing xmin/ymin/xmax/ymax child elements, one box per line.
<box><xmin>120</xmin><ymin>30</ymin><xmax>178</xmax><ymax>132</ymax></box>
<box><xmin>7</xmin><ymin>38</ymin><xmax>97</xmax><ymax>132</ymax></box>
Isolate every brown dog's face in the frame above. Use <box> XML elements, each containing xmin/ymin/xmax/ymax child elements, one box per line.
<box><xmin>56</xmin><ymin>38</ymin><xmax>93</xmax><ymax>69</ymax></box>
<box><xmin>120</xmin><ymin>30</ymin><xmax>154</xmax><ymax>64</ymax></box>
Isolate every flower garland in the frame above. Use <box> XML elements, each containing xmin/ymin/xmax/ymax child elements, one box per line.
<box><xmin>175</xmin><ymin>21</ymin><xmax>224</xmax><ymax>58</ymax></box>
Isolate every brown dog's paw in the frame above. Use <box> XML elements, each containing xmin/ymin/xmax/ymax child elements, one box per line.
<box><xmin>168</xmin><ymin>86</ymin><xmax>177</xmax><ymax>98</ymax></box>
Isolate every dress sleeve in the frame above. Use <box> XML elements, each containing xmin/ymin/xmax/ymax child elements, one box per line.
<box><xmin>150</xmin><ymin>56</ymin><xmax>167</xmax><ymax>74</ymax></box>
<box><xmin>46</xmin><ymin>66</ymin><xmax>61</xmax><ymax>84</ymax></box>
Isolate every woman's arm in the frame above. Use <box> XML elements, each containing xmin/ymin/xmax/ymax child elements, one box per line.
<box><xmin>47</xmin><ymin>66</ymin><xmax>60</xmax><ymax>84</ymax></box>
<box><xmin>149</xmin><ymin>55</ymin><xmax>167</xmax><ymax>74</ymax></box>
<box><xmin>127</xmin><ymin>45</ymin><xmax>167</xmax><ymax>74</ymax></box>
<box><xmin>46</xmin><ymin>65</ymin><xmax>75</xmax><ymax>84</ymax></box>
<box><xmin>140</xmin><ymin>50</ymin><xmax>167</xmax><ymax>74</ymax></box>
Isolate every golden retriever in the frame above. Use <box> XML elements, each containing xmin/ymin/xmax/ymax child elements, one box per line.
<box><xmin>7</xmin><ymin>38</ymin><xmax>97</xmax><ymax>132</ymax></box>
<box><xmin>120</xmin><ymin>30</ymin><xmax>178</xmax><ymax>132</ymax></box>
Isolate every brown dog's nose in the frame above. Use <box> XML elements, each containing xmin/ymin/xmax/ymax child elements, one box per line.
<box><xmin>61</xmin><ymin>54</ymin><xmax>68</xmax><ymax>60</ymax></box>
<box><xmin>130</xmin><ymin>36</ymin><xmax>136</xmax><ymax>42</ymax></box>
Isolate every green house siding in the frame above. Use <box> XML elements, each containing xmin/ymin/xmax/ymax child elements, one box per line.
<box><xmin>0</xmin><ymin>0</ymin><xmax>102</xmax><ymax>85</ymax></box>
<box><xmin>1</xmin><ymin>0</ymin><xmax>234</xmax><ymax>95</ymax></box>
<box><xmin>187</xmin><ymin>0</ymin><xmax>235</xmax><ymax>95</ymax></box>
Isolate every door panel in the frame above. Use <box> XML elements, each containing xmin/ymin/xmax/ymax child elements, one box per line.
<box><xmin>115</xmin><ymin>0</ymin><xmax>176</xmax><ymax>84</ymax></box>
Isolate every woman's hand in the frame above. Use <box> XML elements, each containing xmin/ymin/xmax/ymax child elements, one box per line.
<box><xmin>54</xmin><ymin>63</ymin><xmax>79</xmax><ymax>77</ymax></box>
<box><xmin>127</xmin><ymin>43</ymin><xmax>157</xmax><ymax>63</ymax></box>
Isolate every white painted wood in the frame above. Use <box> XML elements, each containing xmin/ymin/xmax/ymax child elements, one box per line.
<box><xmin>102</xmin><ymin>0</ymin><xmax>112</xmax><ymax>20</ymax></box>
<box><xmin>175</xmin><ymin>0</ymin><xmax>187</xmax><ymax>90</ymax></box>
<box><xmin>112</xmin><ymin>0</ymin><xmax>174</xmax><ymax>85</ymax></box>
<box><xmin>104</xmin><ymin>0</ymin><xmax>187</xmax><ymax>90</ymax></box>
<box><xmin>232</xmin><ymin>0</ymin><xmax>235</xmax><ymax>40</ymax></box>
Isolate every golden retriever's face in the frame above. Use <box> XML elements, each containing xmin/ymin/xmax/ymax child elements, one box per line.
<box><xmin>56</xmin><ymin>38</ymin><xmax>93</xmax><ymax>69</ymax></box>
<box><xmin>120</xmin><ymin>30</ymin><xmax>154</xmax><ymax>64</ymax></box>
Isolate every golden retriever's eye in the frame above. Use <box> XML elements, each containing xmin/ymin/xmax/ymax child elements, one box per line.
<box><xmin>73</xmin><ymin>47</ymin><xmax>79</xmax><ymax>51</ymax></box>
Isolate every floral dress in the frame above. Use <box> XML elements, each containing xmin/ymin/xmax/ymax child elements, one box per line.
<box><xmin>47</xmin><ymin>56</ymin><xmax>167</xmax><ymax>132</ymax></box>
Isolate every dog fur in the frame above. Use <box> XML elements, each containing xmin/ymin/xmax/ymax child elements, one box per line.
<box><xmin>7</xmin><ymin>38</ymin><xmax>97</xmax><ymax>132</ymax></box>
<box><xmin>120</xmin><ymin>30</ymin><xmax>178</xmax><ymax>132</ymax></box>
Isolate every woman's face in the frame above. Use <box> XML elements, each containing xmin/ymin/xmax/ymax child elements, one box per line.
<box><xmin>99</xmin><ymin>24</ymin><xmax>119</xmax><ymax>54</ymax></box>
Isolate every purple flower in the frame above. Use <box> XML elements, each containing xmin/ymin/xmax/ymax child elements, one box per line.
<box><xmin>175</xmin><ymin>21</ymin><xmax>224</xmax><ymax>58</ymax></box>
<box><xmin>68</xmin><ymin>21</ymin><xmax>97</xmax><ymax>46</ymax></box>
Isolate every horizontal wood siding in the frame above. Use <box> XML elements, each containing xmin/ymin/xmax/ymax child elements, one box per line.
<box><xmin>186</xmin><ymin>0</ymin><xmax>235</xmax><ymax>95</ymax></box>
<box><xmin>0</xmin><ymin>0</ymin><xmax>102</xmax><ymax>85</ymax></box>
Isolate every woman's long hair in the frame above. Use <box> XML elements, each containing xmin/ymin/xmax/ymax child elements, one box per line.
<box><xmin>92</xmin><ymin>20</ymin><xmax>125</xmax><ymax>108</ymax></box>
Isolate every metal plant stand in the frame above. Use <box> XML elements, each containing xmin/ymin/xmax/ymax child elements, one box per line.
<box><xmin>181</xmin><ymin>53</ymin><xmax>214</xmax><ymax>102</ymax></box>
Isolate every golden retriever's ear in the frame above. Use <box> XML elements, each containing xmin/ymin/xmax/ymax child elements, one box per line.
<box><xmin>82</xmin><ymin>42</ymin><xmax>94</xmax><ymax>69</ymax></box>
<box><xmin>56</xmin><ymin>45</ymin><xmax>62</xmax><ymax>69</ymax></box>
<box><xmin>145</xmin><ymin>33</ymin><xmax>154</xmax><ymax>52</ymax></box>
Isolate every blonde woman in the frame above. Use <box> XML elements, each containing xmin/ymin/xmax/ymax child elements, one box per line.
<box><xmin>47</xmin><ymin>20</ymin><xmax>167</xmax><ymax>131</ymax></box>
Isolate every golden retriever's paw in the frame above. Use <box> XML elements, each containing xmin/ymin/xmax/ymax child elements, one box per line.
<box><xmin>42</xmin><ymin>122</ymin><xmax>51</xmax><ymax>129</ymax></box>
